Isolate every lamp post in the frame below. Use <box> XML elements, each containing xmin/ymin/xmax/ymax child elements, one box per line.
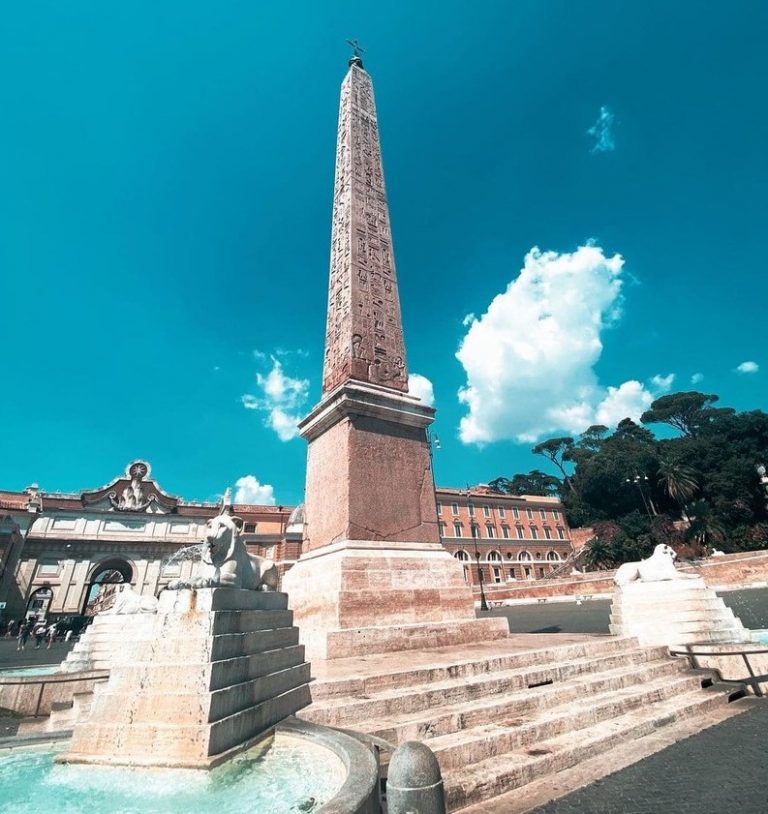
<box><xmin>625</xmin><ymin>474</ymin><xmax>653</xmax><ymax>518</ymax></box>
<box><xmin>465</xmin><ymin>486</ymin><xmax>489</xmax><ymax>612</ymax></box>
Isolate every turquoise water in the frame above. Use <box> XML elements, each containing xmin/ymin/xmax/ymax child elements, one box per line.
<box><xmin>0</xmin><ymin>741</ymin><xmax>343</xmax><ymax>814</ymax></box>
<box><xmin>0</xmin><ymin>665</ymin><xmax>61</xmax><ymax>677</ymax></box>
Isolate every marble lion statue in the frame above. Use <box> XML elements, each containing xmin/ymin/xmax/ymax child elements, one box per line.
<box><xmin>102</xmin><ymin>584</ymin><xmax>158</xmax><ymax>614</ymax></box>
<box><xmin>167</xmin><ymin>511</ymin><xmax>278</xmax><ymax>591</ymax></box>
<box><xmin>614</xmin><ymin>543</ymin><xmax>699</xmax><ymax>586</ymax></box>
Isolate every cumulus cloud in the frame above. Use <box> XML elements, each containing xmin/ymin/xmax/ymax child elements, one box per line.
<box><xmin>691</xmin><ymin>372</ymin><xmax>704</xmax><ymax>384</ymax></box>
<box><xmin>736</xmin><ymin>361</ymin><xmax>759</xmax><ymax>374</ymax></box>
<box><xmin>650</xmin><ymin>373</ymin><xmax>675</xmax><ymax>392</ymax></box>
<box><xmin>409</xmin><ymin>373</ymin><xmax>435</xmax><ymax>407</ymax></box>
<box><xmin>233</xmin><ymin>475</ymin><xmax>276</xmax><ymax>505</ymax></box>
<box><xmin>588</xmin><ymin>106</ymin><xmax>616</xmax><ymax>153</ymax></box>
<box><xmin>456</xmin><ymin>245</ymin><xmax>665</xmax><ymax>444</ymax></box>
<box><xmin>241</xmin><ymin>356</ymin><xmax>310</xmax><ymax>441</ymax></box>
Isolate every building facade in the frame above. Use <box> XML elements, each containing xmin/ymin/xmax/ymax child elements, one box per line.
<box><xmin>0</xmin><ymin>462</ymin><xmax>573</xmax><ymax>624</ymax></box>
<box><xmin>436</xmin><ymin>486</ymin><xmax>573</xmax><ymax>587</ymax></box>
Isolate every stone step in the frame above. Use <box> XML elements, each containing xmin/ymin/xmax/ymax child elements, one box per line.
<box><xmin>367</xmin><ymin>657</ymin><xmax>689</xmax><ymax>745</ymax></box>
<box><xmin>444</xmin><ymin>685</ymin><xmax>735</xmax><ymax>811</ymax></box>
<box><xmin>303</xmin><ymin>646</ymin><xmax>670</xmax><ymax>728</ymax></box>
<box><xmin>64</xmin><ymin>683</ymin><xmax>312</xmax><ymax>768</ymax></box>
<box><xmin>610</xmin><ymin>606</ymin><xmax>737</xmax><ymax>624</ymax></box>
<box><xmin>428</xmin><ymin>671</ymin><xmax>705</xmax><ymax>773</ymax></box>
<box><xmin>309</xmin><ymin>637</ymin><xmax>645</xmax><ymax>701</ymax></box>
<box><xmin>90</xmin><ymin>662</ymin><xmax>311</xmax><ymax>725</ymax></box>
<box><xmin>105</xmin><ymin>645</ymin><xmax>307</xmax><ymax>692</ymax></box>
<box><xmin>610</xmin><ymin>617</ymin><xmax>744</xmax><ymax>635</ymax></box>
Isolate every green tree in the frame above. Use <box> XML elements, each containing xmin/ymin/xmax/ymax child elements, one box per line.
<box><xmin>657</xmin><ymin>457</ymin><xmax>698</xmax><ymax>516</ymax></box>
<box><xmin>488</xmin><ymin>471</ymin><xmax>562</xmax><ymax>497</ymax></box>
<box><xmin>532</xmin><ymin>437</ymin><xmax>575</xmax><ymax>491</ymax></box>
<box><xmin>640</xmin><ymin>392</ymin><xmax>735</xmax><ymax>438</ymax></box>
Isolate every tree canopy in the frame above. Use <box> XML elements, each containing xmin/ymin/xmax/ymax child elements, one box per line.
<box><xmin>490</xmin><ymin>392</ymin><xmax>768</xmax><ymax>567</ymax></box>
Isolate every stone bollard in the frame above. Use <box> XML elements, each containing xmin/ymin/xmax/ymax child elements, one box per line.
<box><xmin>387</xmin><ymin>741</ymin><xmax>446</xmax><ymax>814</ymax></box>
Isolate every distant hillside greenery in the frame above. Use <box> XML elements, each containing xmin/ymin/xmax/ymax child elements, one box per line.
<box><xmin>490</xmin><ymin>392</ymin><xmax>768</xmax><ymax>569</ymax></box>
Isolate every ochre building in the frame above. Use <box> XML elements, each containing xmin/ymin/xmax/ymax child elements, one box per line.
<box><xmin>0</xmin><ymin>462</ymin><xmax>573</xmax><ymax>624</ymax></box>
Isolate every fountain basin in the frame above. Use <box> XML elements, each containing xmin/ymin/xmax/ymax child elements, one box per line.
<box><xmin>0</xmin><ymin>669</ymin><xmax>108</xmax><ymax>717</ymax></box>
<box><xmin>0</xmin><ymin>717</ymin><xmax>378</xmax><ymax>814</ymax></box>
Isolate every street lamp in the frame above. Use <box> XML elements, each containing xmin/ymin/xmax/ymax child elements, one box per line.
<box><xmin>625</xmin><ymin>474</ymin><xmax>653</xmax><ymax>518</ymax></box>
<box><xmin>464</xmin><ymin>486</ymin><xmax>489</xmax><ymax>612</ymax></box>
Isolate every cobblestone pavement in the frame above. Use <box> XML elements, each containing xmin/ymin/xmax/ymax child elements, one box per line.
<box><xmin>481</xmin><ymin>587</ymin><xmax>768</xmax><ymax>634</ymax></box>
<box><xmin>0</xmin><ymin>637</ymin><xmax>74</xmax><ymax>669</ymax></box>
<box><xmin>528</xmin><ymin>701</ymin><xmax>768</xmax><ymax>814</ymax></box>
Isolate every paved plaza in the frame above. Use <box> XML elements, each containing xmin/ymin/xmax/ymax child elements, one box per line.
<box><xmin>483</xmin><ymin>587</ymin><xmax>768</xmax><ymax>635</ymax></box>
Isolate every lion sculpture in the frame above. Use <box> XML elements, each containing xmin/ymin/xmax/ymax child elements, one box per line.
<box><xmin>614</xmin><ymin>543</ymin><xmax>699</xmax><ymax>586</ymax></box>
<box><xmin>167</xmin><ymin>511</ymin><xmax>278</xmax><ymax>592</ymax></box>
<box><xmin>102</xmin><ymin>584</ymin><xmax>158</xmax><ymax>614</ymax></box>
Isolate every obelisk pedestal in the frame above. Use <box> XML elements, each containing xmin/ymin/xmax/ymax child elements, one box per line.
<box><xmin>283</xmin><ymin>55</ymin><xmax>508</xmax><ymax>661</ymax></box>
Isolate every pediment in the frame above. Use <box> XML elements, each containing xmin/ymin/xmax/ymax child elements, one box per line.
<box><xmin>81</xmin><ymin>461</ymin><xmax>179</xmax><ymax>514</ymax></box>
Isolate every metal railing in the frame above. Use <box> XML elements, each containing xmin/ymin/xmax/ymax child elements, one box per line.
<box><xmin>669</xmin><ymin>645</ymin><xmax>768</xmax><ymax>698</ymax></box>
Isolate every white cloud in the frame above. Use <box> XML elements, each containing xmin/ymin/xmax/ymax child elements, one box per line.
<box><xmin>588</xmin><ymin>106</ymin><xmax>616</xmax><ymax>153</ymax></box>
<box><xmin>241</xmin><ymin>356</ymin><xmax>310</xmax><ymax>441</ymax></box>
<box><xmin>409</xmin><ymin>373</ymin><xmax>435</xmax><ymax>407</ymax></box>
<box><xmin>233</xmin><ymin>475</ymin><xmax>276</xmax><ymax>505</ymax></box>
<box><xmin>736</xmin><ymin>361</ymin><xmax>759</xmax><ymax>374</ymax></box>
<box><xmin>650</xmin><ymin>373</ymin><xmax>675</xmax><ymax>392</ymax></box>
<box><xmin>691</xmin><ymin>372</ymin><xmax>704</xmax><ymax>384</ymax></box>
<box><xmin>462</xmin><ymin>313</ymin><xmax>475</xmax><ymax>327</ymax></box>
<box><xmin>457</xmin><ymin>245</ymin><xmax>662</xmax><ymax>444</ymax></box>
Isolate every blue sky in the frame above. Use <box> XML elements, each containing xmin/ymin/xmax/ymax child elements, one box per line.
<box><xmin>1</xmin><ymin>2</ymin><xmax>766</xmax><ymax>505</ymax></box>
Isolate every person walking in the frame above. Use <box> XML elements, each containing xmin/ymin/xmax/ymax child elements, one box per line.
<box><xmin>33</xmin><ymin>620</ymin><xmax>46</xmax><ymax>649</ymax></box>
<box><xmin>45</xmin><ymin>623</ymin><xmax>56</xmax><ymax>649</ymax></box>
<box><xmin>17</xmin><ymin>620</ymin><xmax>31</xmax><ymax>651</ymax></box>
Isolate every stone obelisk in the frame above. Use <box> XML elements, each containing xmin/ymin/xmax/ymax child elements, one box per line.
<box><xmin>283</xmin><ymin>52</ymin><xmax>507</xmax><ymax>661</ymax></box>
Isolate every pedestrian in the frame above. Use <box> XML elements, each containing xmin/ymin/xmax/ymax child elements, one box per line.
<box><xmin>17</xmin><ymin>620</ymin><xmax>31</xmax><ymax>651</ymax></box>
<box><xmin>6</xmin><ymin>620</ymin><xmax>16</xmax><ymax>639</ymax></box>
<box><xmin>33</xmin><ymin>621</ymin><xmax>46</xmax><ymax>649</ymax></box>
<box><xmin>45</xmin><ymin>624</ymin><xmax>56</xmax><ymax>649</ymax></box>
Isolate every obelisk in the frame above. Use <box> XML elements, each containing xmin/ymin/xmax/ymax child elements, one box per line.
<box><xmin>283</xmin><ymin>50</ymin><xmax>507</xmax><ymax>660</ymax></box>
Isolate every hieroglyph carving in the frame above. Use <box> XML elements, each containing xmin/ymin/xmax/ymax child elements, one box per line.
<box><xmin>322</xmin><ymin>65</ymin><xmax>409</xmax><ymax>395</ymax></box>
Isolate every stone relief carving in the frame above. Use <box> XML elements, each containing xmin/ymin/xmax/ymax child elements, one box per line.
<box><xmin>614</xmin><ymin>543</ymin><xmax>700</xmax><ymax>586</ymax></box>
<box><xmin>108</xmin><ymin>462</ymin><xmax>156</xmax><ymax>512</ymax></box>
<box><xmin>322</xmin><ymin>65</ymin><xmax>409</xmax><ymax>395</ymax></box>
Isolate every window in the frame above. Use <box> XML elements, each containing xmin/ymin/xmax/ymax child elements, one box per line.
<box><xmin>453</xmin><ymin>522</ymin><xmax>463</xmax><ymax>537</ymax></box>
<box><xmin>471</xmin><ymin>524</ymin><xmax>479</xmax><ymax>539</ymax></box>
<box><xmin>482</xmin><ymin>505</ymin><xmax>491</xmax><ymax>518</ymax></box>
<box><xmin>557</xmin><ymin>527</ymin><xmax>565</xmax><ymax>540</ymax></box>
<box><xmin>547</xmin><ymin>551</ymin><xmax>560</xmax><ymax>561</ymax></box>
<box><xmin>492</xmin><ymin>567</ymin><xmax>502</xmax><ymax>584</ymax></box>
<box><xmin>488</xmin><ymin>551</ymin><xmax>502</xmax><ymax>562</ymax></box>
<box><xmin>526</xmin><ymin>508</ymin><xmax>533</xmax><ymax>520</ymax></box>
<box><xmin>530</xmin><ymin>527</ymin><xmax>538</xmax><ymax>540</ymax></box>
<box><xmin>501</xmin><ymin>526</ymin><xmax>510</xmax><ymax>539</ymax></box>
<box><xmin>486</xmin><ymin>525</ymin><xmax>495</xmax><ymax>538</ymax></box>
<box><xmin>516</xmin><ymin>526</ymin><xmax>524</xmax><ymax>539</ymax></box>
<box><xmin>518</xmin><ymin>551</ymin><xmax>532</xmax><ymax>561</ymax></box>
<box><xmin>544</xmin><ymin>527</ymin><xmax>552</xmax><ymax>540</ymax></box>
<box><xmin>539</xmin><ymin>568</ymin><xmax>546</xmax><ymax>578</ymax></box>
<box><xmin>439</xmin><ymin>522</ymin><xmax>447</xmax><ymax>537</ymax></box>
<box><xmin>468</xmin><ymin>503</ymin><xmax>475</xmax><ymax>517</ymax></box>
<box><xmin>437</xmin><ymin>502</ymin><xmax>443</xmax><ymax>515</ymax></box>
<box><xmin>498</xmin><ymin>506</ymin><xmax>506</xmax><ymax>518</ymax></box>
<box><xmin>454</xmin><ymin>550</ymin><xmax>470</xmax><ymax>562</ymax></box>
<box><xmin>539</xmin><ymin>509</ymin><xmax>547</xmax><ymax>520</ymax></box>
<box><xmin>512</xmin><ymin>508</ymin><xmax>520</xmax><ymax>519</ymax></box>
<box><xmin>243</xmin><ymin>523</ymin><xmax>257</xmax><ymax>533</ymax></box>
<box><xmin>553</xmin><ymin>510</ymin><xmax>560</xmax><ymax>520</ymax></box>
<box><xmin>508</xmin><ymin>568</ymin><xmax>516</xmax><ymax>580</ymax></box>
<box><xmin>451</xmin><ymin>502</ymin><xmax>459</xmax><ymax>515</ymax></box>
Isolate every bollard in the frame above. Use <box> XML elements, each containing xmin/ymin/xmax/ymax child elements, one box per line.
<box><xmin>387</xmin><ymin>740</ymin><xmax>446</xmax><ymax>814</ymax></box>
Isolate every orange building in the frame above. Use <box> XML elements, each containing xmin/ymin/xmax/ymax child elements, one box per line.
<box><xmin>0</xmin><ymin>465</ymin><xmax>574</xmax><ymax>624</ymax></box>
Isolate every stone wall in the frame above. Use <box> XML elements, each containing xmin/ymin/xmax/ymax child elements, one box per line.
<box><xmin>476</xmin><ymin>550</ymin><xmax>768</xmax><ymax>603</ymax></box>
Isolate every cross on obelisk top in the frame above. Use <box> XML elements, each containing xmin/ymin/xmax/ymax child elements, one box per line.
<box><xmin>346</xmin><ymin>38</ymin><xmax>365</xmax><ymax>67</ymax></box>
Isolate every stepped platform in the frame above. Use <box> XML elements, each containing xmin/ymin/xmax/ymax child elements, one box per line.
<box><xmin>299</xmin><ymin>633</ymin><xmax>750</xmax><ymax>811</ymax></box>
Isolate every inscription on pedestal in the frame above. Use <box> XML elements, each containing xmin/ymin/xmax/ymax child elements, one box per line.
<box><xmin>323</xmin><ymin>65</ymin><xmax>408</xmax><ymax>395</ymax></box>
